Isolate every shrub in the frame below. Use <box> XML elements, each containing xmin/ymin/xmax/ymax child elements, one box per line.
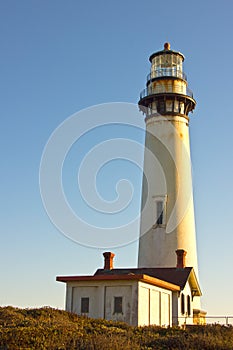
<box><xmin>0</xmin><ymin>307</ymin><xmax>233</xmax><ymax>350</ymax></box>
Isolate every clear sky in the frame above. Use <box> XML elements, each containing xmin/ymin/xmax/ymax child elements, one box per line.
<box><xmin>1</xmin><ymin>0</ymin><xmax>233</xmax><ymax>320</ymax></box>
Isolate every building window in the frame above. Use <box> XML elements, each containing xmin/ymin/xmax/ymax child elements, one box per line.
<box><xmin>187</xmin><ymin>295</ymin><xmax>191</xmax><ymax>316</ymax></box>
<box><xmin>114</xmin><ymin>296</ymin><xmax>123</xmax><ymax>314</ymax></box>
<box><xmin>81</xmin><ymin>297</ymin><xmax>89</xmax><ymax>313</ymax></box>
<box><xmin>181</xmin><ymin>293</ymin><xmax>185</xmax><ymax>315</ymax></box>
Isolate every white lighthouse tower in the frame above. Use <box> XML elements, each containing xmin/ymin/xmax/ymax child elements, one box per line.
<box><xmin>56</xmin><ymin>43</ymin><xmax>205</xmax><ymax>325</ymax></box>
<box><xmin>138</xmin><ymin>43</ymin><xmax>199</xmax><ymax>280</ymax></box>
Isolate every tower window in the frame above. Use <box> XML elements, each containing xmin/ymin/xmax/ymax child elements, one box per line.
<box><xmin>158</xmin><ymin>101</ymin><xmax>165</xmax><ymax>114</ymax></box>
<box><xmin>166</xmin><ymin>100</ymin><xmax>173</xmax><ymax>112</ymax></box>
<box><xmin>180</xmin><ymin>102</ymin><xmax>184</xmax><ymax>114</ymax></box>
<box><xmin>174</xmin><ymin>100</ymin><xmax>179</xmax><ymax>113</ymax></box>
<box><xmin>153</xmin><ymin>196</ymin><xmax>167</xmax><ymax>227</ymax></box>
<box><xmin>156</xmin><ymin>200</ymin><xmax>164</xmax><ymax>225</ymax></box>
<box><xmin>81</xmin><ymin>297</ymin><xmax>89</xmax><ymax>313</ymax></box>
<box><xmin>114</xmin><ymin>296</ymin><xmax>123</xmax><ymax>314</ymax></box>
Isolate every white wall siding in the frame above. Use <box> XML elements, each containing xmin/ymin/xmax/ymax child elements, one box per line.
<box><xmin>161</xmin><ymin>292</ymin><xmax>170</xmax><ymax>326</ymax></box>
<box><xmin>105</xmin><ymin>285</ymin><xmax>132</xmax><ymax>324</ymax></box>
<box><xmin>138</xmin><ymin>286</ymin><xmax>150</xmax><ymax>326</ymax></box>
<box><xmin>150</xmin><ymin>289</ymin><xmax>160</xmax><ymax>325</ymax></box>
<box><xmin>177</xmin><ymin>282</ymin><xmax>193</xmax><ymax>325</ymax></box>
<box><xmin>65</xmin><ymin>280</ymin><xmax>138</xmax><ymax>326</ymax></box>
<box><xmin>138</xmin><ymin>281</ymin><xmax>172</xmax><ymax>327</ymax></box>
<box><xmin>65</xmin><ymin>284</ymin><xmax>72</xmax><ymax>312</ymax></box>
<box><xmin>72</xmin><ymin>286</ymin><xmax>100</xmax><ymax>319</ymax></box>
<box><xmin>64</xmin><ymin>279</ymin><xmax>179</xmax><ymax>327</ymax></box>
<box><xmin>172</xmin><ymin>291</ymin><xmax>179</xmax><ymax>326</ymax></box>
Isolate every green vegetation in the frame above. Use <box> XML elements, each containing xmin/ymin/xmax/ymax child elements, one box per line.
<box><xmin>0</xmin><ymin>306</ymin><xmax>233</xmax><ymax>349</ymax></box>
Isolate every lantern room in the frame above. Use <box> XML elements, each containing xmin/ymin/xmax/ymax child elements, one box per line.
<box><xmin>139</xmin><ymin>43</ymin><xmax>196</xmax><ymax>118</ymax></box>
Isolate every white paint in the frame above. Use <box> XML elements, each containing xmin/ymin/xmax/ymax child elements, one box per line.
<box><xmin>105</xmin><ymin>285</ymin><xmax>132</xmax><ymax>323</ymax></box>
<box><xmin>150</xmin><ymin>289</ymin><xmax>160</xmax><ymax>325</ymax></box>
<box><xmin>72</xmin><ymin>286</ymin><xmax>100</xmax><ymax>318</ymax></box>
<box><xmin>138</xmin><ymin>285</ymin><xmax>150</xmax><ymax>326</ymax></box>
<box><xmin>173</xmin><ymin>279</ymin><xmax>197</xmax><ymax>326</ymax></box>
<box><xmin>138</xmin><ymin>116</ymin><xmax>199</xmax><ymax>274</ymax></box>
<box><xmin>64</xmin><ymin>279</ymin><xmax>175</xmax><ymax>327</ymax></box>
<box><xmin>138</xmin><ymin>281</ymin><xmax>172</xmax><ymax>327</ymax></box>
<box><xmin>138</xmin><ymin>50</ymin><xmax>200</xmax><ymax>284</ymax></box>
<box><xmin>138</xmin><ymin>281</ymin><xmax>172</xmax><ymax>326</ymax></box>
<box><xmin>65</xmin><ymin>280</ymin><xmax>138</xmax><ymax>325</ymax></box>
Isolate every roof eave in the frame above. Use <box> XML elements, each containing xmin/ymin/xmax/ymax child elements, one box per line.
<box><xmin>56</xmin><ymin>273</ymin><xmax>180</xmax><ymax>292</ymax></box>
<box><xmin>188</xmin><ymin>269</ymin><xmax>202</xmax><ymax>296</ymax></box>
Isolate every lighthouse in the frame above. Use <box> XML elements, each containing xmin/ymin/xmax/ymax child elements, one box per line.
<box><xmin>138</xmin><ymin>43</ymin><xmax>199</xmax><ymax>281</ymax></box>
<box><xmin>57</xmin><ymin>43</ymin><xmax>205</xmax><ymax>325</ymax></box>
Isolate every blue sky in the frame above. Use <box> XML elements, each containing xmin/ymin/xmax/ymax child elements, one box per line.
<box><xmin>1</xmin><ymin>0</ymin><xmax>233</xmax><ymax>318</ymax></box>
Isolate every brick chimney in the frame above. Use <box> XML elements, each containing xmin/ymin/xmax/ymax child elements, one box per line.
<box><xmin>103</xmin><ymin>252</ymin><xmax>115</xmax><ymax>270</ymax></box>
<box><xmin>176</xmin><ymin>249</ymin><xmax>187</xmax><ymax>269</ymax></box>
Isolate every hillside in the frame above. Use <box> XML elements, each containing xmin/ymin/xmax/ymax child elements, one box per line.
<box><xmin>0</xmin><ymin>306</ymin><xmax>233</xmax><ymax>349</ymax></box>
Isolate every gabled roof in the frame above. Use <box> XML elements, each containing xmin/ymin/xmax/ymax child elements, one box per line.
<box><xmin>57</xmin><ymin>266</ymin><xmax>201</xmax><ymax>296</ymax></box>
<box><xmin>94</xmin><ymin>267</ymin><xmax>202</xmax><ymax>296</ymax></box>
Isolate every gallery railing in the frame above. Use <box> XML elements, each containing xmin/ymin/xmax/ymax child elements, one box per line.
<box><xmin>140</xmin><ymin>86</ymin><xmax>194</xmax><ymax>99</ymax></box>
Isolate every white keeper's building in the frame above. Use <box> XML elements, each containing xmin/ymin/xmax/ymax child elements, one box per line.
<box><xmin>57</xmin><ymin>250</ymin><xmax>203</xmax><ymax>326</ymax></box>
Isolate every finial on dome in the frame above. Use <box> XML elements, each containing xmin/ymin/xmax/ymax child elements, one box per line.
<box><xmin>164</xmin><ymin>42</ymin><xmax>170</xmax><ymax>50</ymax></box>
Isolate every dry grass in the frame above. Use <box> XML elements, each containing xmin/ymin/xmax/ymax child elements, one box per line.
<box><xmin>0</xmin><ymin>306</ymin><xmax>233</xmax><ymax>349</ymax></box>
